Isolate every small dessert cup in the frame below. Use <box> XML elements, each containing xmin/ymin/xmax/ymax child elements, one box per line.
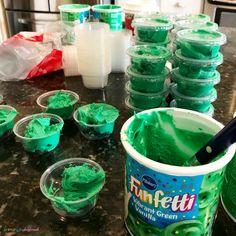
<box><xmin>37</xmin><ymin>90</ymin><xmax>79</xmax><ymax>120</ymax></box>
<box><xmin>127</xmin><ymin>45</ymin><xmax>171</xmax><ymax>75</ymax></box>
<box><xmin>0</xmin><ymin>105</ymin><xmax>17</xmax><ymax>137</ymax></box>
<box><xmin>13</xmin><ymin>113</ymin><xmax>64</xmax><ymax>153</ymax></box>
<box><xmin>73</xmin><ymin>103</ymin><xmax>119</xmax><ymax>140</ymax></box>
<box><xmin>40</xmin><ymin>158</ymin><xmax>105</xmax><ymax>219</ymax></box>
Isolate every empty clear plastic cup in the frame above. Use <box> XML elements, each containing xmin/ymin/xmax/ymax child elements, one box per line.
<box><xmin>170</xmin><ymin>83</ymin><xmax>217</xmax><ymax>112</ymax></box>
<box><xmin>171</xmin><ymin>68</ymin><xmax>220</xmax><ymax>97</ymax></box>
<box><xmin>13</xmin><ymin>113</ymin><xmax>64</xmax><ymax>153</ymax></box>
<box><xmin>127</xmin><ymin>65</ymin><xmax>169</xmax><ymax>93</ymax></box>
<box><xmin>132</xmin><ymin>17</ymin><xmax>173</xmax><ymax>43</ymax></box>
<box><xmin>174</xmin><ymin>49</ymin><xmax>223</xmax><ymax>79</ymax></box>
<box><xmin>0</xmin><ymin>105</ymin><xmax>17</xmax><ymax>137</ymax></box>
<box><xmin>174</xmin><ymin>13</ymin><xmax>210</xmax><ymax>22</ymax></box>
<box><xmin>176</xmin><ymin>29</ymin><xmax>226</xmax><ymax>59</ymax></box>
<box><xmin>126</xmin><ymin>81</ymin><xmax>169</xmax><ymax>109</ymax></box>
<box><xmin>37</xmin><ymin>90</ymin><xmax>80</xmax><ymax>120</ymax></box>
<box><xmin>133</xmin><ymin>36</ymin><xmax>170</xmax><ymax>47</ymax></box>
<box><xmin>92</xmin><ymin>4</ymin><xmax>123</xmax><ymax>31</ymax></box>
<box><xmin>58</xmin><ymin>4</ymin><xmax>90</xmax><ymax>23</ymax></box>
<box><xmin>127</xmin><ymin>45</ymin><xmax>171</xmax><ymax>75</ymax></box>
<box><xmin>73</xmin><ymin>103</ymin><xmax>119</xmax><ymax>140</ymax></box>
<box><xmin>40</xmin><ymin>158</ymin><xmax>105</xmax><ymax>219</ymax></box>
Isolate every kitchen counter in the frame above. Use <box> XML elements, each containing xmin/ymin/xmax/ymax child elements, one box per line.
<box><xmin>0</xmin><ymin>27</ymin><xmax>235</xmax><ymax>236</ymax></box>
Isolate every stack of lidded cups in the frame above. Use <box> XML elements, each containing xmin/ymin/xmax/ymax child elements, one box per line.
<box><xmin>125</xmin><ymin>15</ymin><xmax>173</xmax><ymax>112</ymax></box>
<box><xmin>170</xmin><ymin>27</ymin><xmax>226</xmax><ymax>116</ymax></box>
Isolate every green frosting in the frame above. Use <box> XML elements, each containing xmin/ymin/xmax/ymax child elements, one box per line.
<box><xmin>128</xmin><ymin>46</ymin><xmax>171</xmax><ymax>75</ymax></box>
<box><xmin>0</xmin><ymin>108</ymin><xmax>17</xmax><ymax>136</ymax></box>
<box><xmin>46</xmin><ymin>91</ymin><xmax>77</xmax><ymax>119</ymax></box>
<box><xmin>76</xmin><ymin>103</ymin><xmax>119</xmax><ymax>139</ymax></box>
<box><xmin>46</xmin><ymin>163</ymin><xmax>105</xmax><ymax>214</ymax></box>
<box><xmin>127</xmin><ymin>110</ymin><xmax>213</xmax><ymax>166</ymax></box>
<box><xmin>222</xmin><ymin>153</ymin><xmax>236</xmax><ymax>220</ymax></box>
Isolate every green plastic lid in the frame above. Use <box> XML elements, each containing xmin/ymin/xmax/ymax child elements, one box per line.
<box><xmin>170</xmin><ymin>83</ymin><xmax>217</xmax><ymax>102</ymax></box>
<box><xmin>133</xmin><ymin>35</ymin><xmax>171</xmax><ymax>46</ymax></box>
<box><xmin>92</xmin><ymin>4</ymin><xmax>122</xmax><ymax>12</ymax></box>
<box><xmin>174</xmin><ymin>20</ymin><xmax>218</xmax><ymax>31</ymax></box>
<box><xmin>132</xmin><ymin>17</ymin><xmax>173</xmax><ymax>30</ymax></box>
<box><xmin>127</xmin><ymin>45</ymin><xmax>171</xmax><ymax>60</ymax></box>
<box><xmin>58</xmin><ymin>4</ymin><xmax>90</xmax><ymax>12</ymax></box>
<box><xmin>127</xmin><ymin>65</ymin><xmax>170</xmax><ymax>79</ymax></box>
<box><xmin>174</xmin><ymin>49</ymin><xmax>223</xmax><ymax>66</ymax></box>
<box><xmin>175</xmin><ymin>13</ymin><xmax>210</xmax><ymax>22</ymax></box>
<box><xmin>171</xmin><ymin>68</ymin><xmax>221</xmax><ymax>85</ymax></box>
<box><xmin>134</xmin><ymin>12</ymin><xmax>170</xmax><ymax>20</ymax></box>
<box><xmin>176</xmin><ymin>29</ymin><xmax>226</xmax><ymax>46</ymax></box>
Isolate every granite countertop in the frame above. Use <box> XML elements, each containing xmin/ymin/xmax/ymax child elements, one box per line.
<box><xmin>0</xmin><ymin>27</ymin><xmax>236</xmax><ymax>236</ymax></box>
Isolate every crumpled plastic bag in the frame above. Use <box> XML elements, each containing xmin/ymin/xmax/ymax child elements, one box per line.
<box><xmin>0</xmin><ymin>32</ymin><xmax>62</xmax><ymax>81</ymax></box>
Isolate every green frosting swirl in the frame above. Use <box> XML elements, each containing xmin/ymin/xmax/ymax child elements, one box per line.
<box><xmin>0</xmin><ymin>108</ymin><xmax>17</xmax><ymax>136</ymax></box>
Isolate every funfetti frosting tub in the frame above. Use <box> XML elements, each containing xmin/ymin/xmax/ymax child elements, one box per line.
<box><xmin>120</xmin><ymin>108</ymin><xmax>235</xmax><ymax>236</ymax></box>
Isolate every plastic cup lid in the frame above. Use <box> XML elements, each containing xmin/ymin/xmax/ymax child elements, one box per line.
<box><xmin>92</xmin><ymin>4</ymin><xmax>122</xmax><ymax>12</ymax></box>
<box><xmin>127</xmin><ymin>65</ymin><xmax>170</xmax><ymax>79</ymax></box>
<box><xmin>171</xmin><ymin>68</ymin><xmax>221</xmax><ymax>85</ymax></box>
<box><xmin>123</xmin><ymin>0</ymin><xmax>159</xmax><ymax>13</ymax></box>
<box><xmin>174</xmin><ymin>49</ymin><xmax>223</xmax><ymax>66</ymax></box>
<box><xmin>176</xmin><ymin>29</ymin><xmax>226</xmax><ymax>46</ymax></box>
<box><xmin>134</xmin><ymin>12</ymin><xmax>170</xmax><ymax>20</ymax></box>
<box><xmin>132</xmin><ymin>17</ymin><xmax>173</xmax><ymax>30</ymax></box>
<box><xmin>133</xmin><ymin>35</ymin><xmax>171</xmax><ymax>46</ymax></box>
<box><xmin>127</xmin><ymin>45</ymin><xmax>171</xmax><ymax>60</ymax></box>
<box><xmin>174</xmin><ymin>20</ymin><xmax>218</xmax><ymax>31</ymax></box>
<box><xmin>58</xmin><ymin>4</ymin><xmax>90</xmax><ymax>12</ymax></box>
<box><xmin>170</xmin><ymin>83</ymin><xmax>217</xmax><ymax>102</ymax></box>
<box><xmin>174</xmin><ymin>13</ymin><xmax>210</xmax><ymax>22</ymax></box>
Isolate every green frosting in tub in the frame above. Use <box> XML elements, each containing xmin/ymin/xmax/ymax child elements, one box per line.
<box><xmin>46</xmin><ymin>163</ymin><xmax>105</xmax><ymax>214</ymax></box>
<box><xmin>24</xmin><ymin>117</ymin><xmax>63</xmax><ymax>138</ymax></box>
<box><xmin>0</xmin><ymin>108</ymin><xmax>17</xmax><ymax>136</ymax></box>
<box><xmin>127</xmin><ymin>110</ymin><xmax>213</xmax><ymax>166</ymax></box>
<box><xmin>46</xmin><ymin>91</ymin><xmax>77</xmax><ymax>119</ymax></box>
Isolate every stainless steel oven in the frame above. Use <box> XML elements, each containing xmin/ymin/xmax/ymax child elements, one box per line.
<box><xmin>203</xmin><ymin>0</ymin><xmax>236</xmax><ymax>27</ymax></box>
<box><xmin>4</xmin><ymin>0</ymin><xmax>105</xmax><ymax>36</ymax></box>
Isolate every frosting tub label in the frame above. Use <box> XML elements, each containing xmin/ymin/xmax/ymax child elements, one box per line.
<box><xmin>126</xmin><ymin>155</ymin><xmax>204</xmax><ymax>229</ymax></box>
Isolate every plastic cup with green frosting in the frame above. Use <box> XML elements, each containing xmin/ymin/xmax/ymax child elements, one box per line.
<box><xmin>127</xmin><ymin>45</ymin><xmax>171</xmax><ymax>75</ymax></box>
<box><xmin>176</xmin><ymin>29</ymin><xmax>226</xmax><ymax>59</ymax></box>
<box><xmin>120</xmin><ymin>108</ymin><xmax>236</xmax><ymax>236</ymax></box>
<box><xmin>170</xmin><ymin>83</ymin><xmax>217</xmax><ymax>112</ymax></box>
<box><xmin>92</xmin><ymin>4</ymin><xmax>123</xmax><ymax>31</ymax></box>
<box><xmin>132</xmin><ymin>17</ymin><xmax>173</xmax><ymax>43</ymax></box>
<box><xmin>73</xmin><ymin>103</ymin><xmax>119</xmax><ymax>140</ymax></box>
<box><xmin>40</xmin><ymin>158</ymin><xmax>105</xmax><ymax>219</ymax></box>
<box><xmin>126</xmin><ymin>81</ymin><xmax>169</xmax><ymax>109</ymax></box>
<box><xmin>127</xmin><ymin>65</ymin><xmax>169</xmax><ymax>93</ymax></box>
<box><xmin>0</xmin><ymin>105</ymin><xmax>17</xmax><ymax>137</ymax></box>
<box><xmin>13</xmin><ymin>113</ymin><xmax>64</xmax><ymax>153</ymax></box>
<box><xmin>133</xmin><ymin>36</ymin><xmax>171</xmax><ymax>47</ymax></box>
<box><xmin>37</xmin><ymin>90</ymin><xmax>80</xmax><ymax>120</ymax></box>
<box><xmin>174</xmin><ymin>13</ymin><xmax>211</xmax><ymax>22</ymax></box>
<box><xmin>171</xmin><ymin>68</ymin><xmax>220</xmax><ymax>97</ymax></box>
<box><xmin>58</xmin><ymin>4</ymin><xmax>90</xmax><ymax>23</ymax></box>
<box><xmin>174</xmin><ymin>49</ymin><xmax>223</xmax><ymax>79</ymax></box>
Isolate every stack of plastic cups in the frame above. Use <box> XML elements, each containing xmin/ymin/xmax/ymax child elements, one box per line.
<box><xmin>125</xmin><ymin>45</ymin><xmax>171</xmax><ymax>112</ymax></box>
<box><xmin>170</xmin><ymin>28</ymin><xmax>227</xmax><ymax>116</ymax></box>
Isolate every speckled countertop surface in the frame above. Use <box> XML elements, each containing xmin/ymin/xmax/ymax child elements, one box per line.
<box><xmin>0</xmin><ymin>27</ymin><xmax>235</xmax><ymax>236</ymax></box>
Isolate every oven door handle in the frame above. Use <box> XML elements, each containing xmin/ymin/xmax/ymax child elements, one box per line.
<box><xmin>18</xmin><ymin>18</ymin><xmax>53</xmax><ymax>25</ymax></box>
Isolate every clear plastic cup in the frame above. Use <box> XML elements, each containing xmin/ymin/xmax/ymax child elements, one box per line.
<box><xmin>126</xmin><ymin>81</ymin><xmax>169</xmax><ymax>109</ymax></box>
<box><xmin>40</xmin><ymin>158</ymin><xmax>105</xmax><ymax>219</ymax></box>
<box><xmin>132</xmin><ymin>17</ymin><xmax>173</xmax><ymax>43</ymax></box>
<box><xmin>92</xmin><ymin>4</ymin><xmax>123</xmax><ymax>31</ymax></box>
<box><xmin>73</xmin><ymin>103</ymin><xmax>119</xmax><ymax>140</ymax></box>
<box><xmin>0</xmin><ymin>105</ymin><xmax>17</xmax><ymax>137</ymax></box>
<box><xmin>170</xmin><ymin>83</ymin><xmax>217</xmax><ymax>112</ymax></box>
<box><xmin>174</xmin><ymin>13</ymin><xmax>210</xmax><ymax>22</ymax></box>
<box><xmin>127</xmin><ymin>45</ymin><xmax>171</xmax><ymax>75</ymax></box>
<box><xmin>58</xmin><ymin>4</ymin><xmax>90</xmax><ymax>23</ymax></box>
<box><xmin>171</xmin><ymin>68</ymin><xmax>220</xmax><ymax>97</ymax></box>
<box><xmin>133</xmin><ymin>36</ymin><xmax>170</xmax><ymax>47</ymax></box>
<box><xmin>174</xmin><ymin>49</ymin><xmax>223</xmax><ymax>79</ymax></box>
<box><xmin>176</xmin><ymin>29</ymin><xmax>226</xmax><ymax>59</ymax></box>
<box><xmin>13</xmin><ymin>113</ymin><xmax>64</xmax><ymax>153</ymax></box>
<box><xmin>127</xmin><ymin>65</ymin><xmax>169</xmax><ymax>93</ymax></box>
<box><xmin>37</xmin><ymin>90</ymin><xmax>79</xmax><ymax>120</ymax></box>
<box><xmin>170</xmin><ymin>100</ymin><xmax>215</xmax><ymax>117</ymax></box>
